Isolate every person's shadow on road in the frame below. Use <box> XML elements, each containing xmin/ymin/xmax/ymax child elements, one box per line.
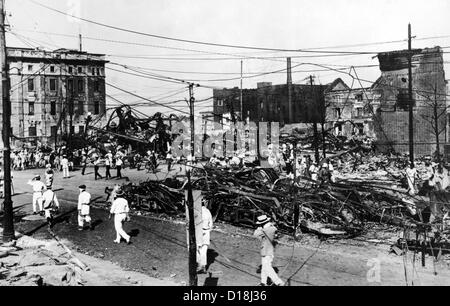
<box><xmin>128</xmin><ymin>229</ymin><xmax>140</xmax><ymax>238</ymax></box>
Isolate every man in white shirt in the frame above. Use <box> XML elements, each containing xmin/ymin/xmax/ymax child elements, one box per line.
<box><xmin>115</xmin><ymin>156</ymin><xmax>123</xmax><ymax>179</ymax></box>
<box><xmin>27</xmin><ymin>175</ymin><xmax>46</xmax><ymax>215</ymax></box>
<box><xmin>406</xmin><ymin>163</ymin><xmax>419</xmax><ymax>195</ymax></box>
<box><xmin>77</xmin><ymin>185</ymin><xmax>92</xmax><ymax>231</ymax></box>
<box><xmin>109</xmin><ymin>189</ymin><xmax>130</xmax><ymax>244</ymax></box>
<box><xmin>197</xmin><ymin>198</ymin><xmax>213</xmax><ymax>274</ymax></box>
<box><xmin>105</xmin><ymin>152</ymin><xmax>112</xmax><ymax>180</ymax></box>
<box><xmin>61</xmin><ymin>155</ymin><xmax>70</xmax><ymax>179</ymax></box>
<box><xmin>93</xmin><ymin>157</ymin><xmax>103</xmax><ymax>180</ymax></box>
<box><xmin>42</xmin><ymin>184</ymin><xmax>60</xmax><ymax>228</ymax></box>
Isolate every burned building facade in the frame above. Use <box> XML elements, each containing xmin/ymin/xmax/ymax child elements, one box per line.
<box><xmin>213</xmin><ymin>82</ymin><xmax>327</xmax><ymax>126</ymax></box>
<box><xmin>324</xmin><ymin>78</ymin><xmax>379</xmax><ymax>138</ymax></box>
<box><xmin>372</xmin><ymin>46</ymin><xmax>447</xmax><ymax>156</ymax></box>
<box><xmin>7</xmin><ymin>47</ymin><xmax>108</xmax><ymax>148</ymax></box>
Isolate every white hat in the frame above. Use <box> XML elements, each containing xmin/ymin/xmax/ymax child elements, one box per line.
<box><xmin>322</xmin><ymin>163</ymin><xmax>328</xmax><ymax>168</ymax></box>
<box><xmin>256</xmin><ymin>215</ymin><xmax>271</xmax><ymax>225</ymax></box>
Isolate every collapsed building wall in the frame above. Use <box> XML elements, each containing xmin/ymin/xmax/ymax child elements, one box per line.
<box><xmin>373</xmin><ymin>47</ymin><xmax>447</xmax><ymax>156</ymax></box>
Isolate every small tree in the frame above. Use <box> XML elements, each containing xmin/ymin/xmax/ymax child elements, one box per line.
<box><xmin>419</xmin><ymin>81</ymin><xmax>447</xmax><ymax>163</ymax></box>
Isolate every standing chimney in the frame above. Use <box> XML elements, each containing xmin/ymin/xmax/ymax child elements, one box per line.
<box><xmin>287</xmin><ymin>57</ymin><xmax>293</xmax><ymax>123</ymax></box>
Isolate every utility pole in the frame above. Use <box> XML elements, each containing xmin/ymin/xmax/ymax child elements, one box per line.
<box><xmin>240</xmin><ymin>60</ymin><xmax>243</xmax><ymax>121</ymax></box>
<box><xmin>187</xmin><ymin>83</ymin><xmax>197</xmax><ymax>286</ymax></box>
<box><xmin>1</xmin><ymin>0</ymin><xmax>15</xmax><ymax>242</ymax></box>
<box><xmin>189</xmin><ymin>84</ymin><xmax>195</xmax><ymax>160</ymax></box>
<box><xmin>310</xmin><ymin>76</ymin><xmax>320</xmax><ymax>164</ymax></box>
<box><xmin>408</xmin><ymin>23</ymin><xmax>414</xmax><ymax>165</ymax></box>
<box><xmin>79</xmin><ymin>33</ymin><xmax>82</xmax><ymax>52</ymax></box>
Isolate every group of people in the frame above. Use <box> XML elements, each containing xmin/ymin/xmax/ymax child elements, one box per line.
<box><xmin>11</xmin><ymin>149</ymin><xmax>72</xmax><ymax>171</ymax></box>
<box><xmin>27</xmin><ymin>174</ymin><xmax>133</xmax><ymax>244</ymax></box>
<box><xmin>81</xmin><ymin>149</ymin><xmax>126</xmax><ymax>180</ymax></box>
<box><xmin>405</xmin><ymin>160</ymin><xmax>450</xmax><ymax>195</ymax></box>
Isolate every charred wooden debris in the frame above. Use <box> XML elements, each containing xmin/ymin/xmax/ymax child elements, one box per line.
<box><xmin>112</xmin><ymin>160</ymin><xmax>449</xmax><ymax>240</ymax></box>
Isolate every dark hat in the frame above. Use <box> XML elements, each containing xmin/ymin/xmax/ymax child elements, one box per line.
<box><xmin>79</xmin><ymin>184</ymin><xmax>87</xmax><ymax>190</ymax></box>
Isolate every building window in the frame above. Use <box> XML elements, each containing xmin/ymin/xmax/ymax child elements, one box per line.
<box><xmin>50</xmin><ymin>66</ymin><xmax>55</xmax><ymax>73</ymax></box>
<box><xmin>28</xmin><ymin>65</ymin><xmax>33</xmax><ymax>72</ymax></box>
<box><xmin>355</xmin><ymin>94</ymin><xmax>363</xmax><ymax>102</ymax></box>
<box><xmin>94</xmin><ymin>100</ymin><xmax>100</xmax><ymax>115</ymax></box>
<box><xmin>70</xmin><ymin>126</ymin><xmax>75</xmax><ymax>135</ymax></box>
<box><xmin>334</xmin><ymin>108</ymin><xmax>341</xmax><ymax>119</ymax></box>
<box><xmin>67</xmin><ymin>79</ymin><xmax>74</xmax><ymax>94</ymax></box>
<box><xmin>78</xmin><ymin>79</ymin><xmax>84</xmax><ymax>93</ymax></box>
<box><xmin>356</xmin><ymin>108</ymin><xmax>363</xmax><ymax>117</ymax></box>
<box><xmin>79</xmin><ymin>126</ymin><xmax>84</xmax><ymax>134</ymax></box>
<box><xmin>96</xmin><ymin>68</ymin><xmax>100</xmax><ymax>76</ymax></box>
<box><xmin>28</xmin><ymin>102</ymin><xmax>35</xmax><ymax>115</ymax></box>
<box><xmin>50</xmin><ymin>100</ymin><xmax>56</xmax><ymax>115</ymax></box>
<box><xmin>49</xmin><ymin>79</ymin><xmax>57</xmax><ymax>91</ymax></box>
<box><xmin>28</xmin><ymin>126</ymin><xmax>37</xmax><ymax>137</ymax></box>
<box><xmin>28</xmin><ymin>78</ymin><xmax>35</xmax><ymax>92</ymax></box>
<box><xmin>51</xmin><ymin>126</ymin><xmax>57</xmax><ymax>137</ymax></box>
<box><xmin>91</xmin><ymin>67</ymin><xmax>96</xmax><ymax>76</ymax></box>
<box><xmin>78</xmin><ymin>100</ymin><xmax>84</xmax><ymax>115</ymax></box>
<box><xmin>94</xmin><ymin>80</ymin><xmax>100</xmax><ymax>92</ymax></box>
<box><xmin>78</xmin><ymin>66</ymin><xmax>83</xmax><ymax>74</ymax></box>
<box><xmin>68</xmin><ymin>66</ymin><xmax>73</xmax><ymax>74</ymax></box>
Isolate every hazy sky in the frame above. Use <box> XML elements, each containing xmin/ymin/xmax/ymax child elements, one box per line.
<box><xmin>5</xmin><ymin>0</ymin><xmax>450</xmax><ymax>116</ymax></box>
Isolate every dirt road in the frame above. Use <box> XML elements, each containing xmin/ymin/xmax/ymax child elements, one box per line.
<box><xmin>3</xmin><ymin>166</ymin><xmax>450</xmax><ymax>286</ymax></box>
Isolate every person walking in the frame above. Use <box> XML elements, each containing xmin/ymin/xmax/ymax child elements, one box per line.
<box><xmin>253</xmin><ymin>215</ymin><xmax>285</xmax><ymax>286</ymax></box>
<box><xmin>81</xmin><ymin>153</ymin><xmax>88</xmax><ymax>176</ymax></box>
<box><xmin>44</xmin><ymin>164</ymin><xmax>54</xmax><ymax>188</ymax></box>
<box><xmin>197</xmin><ymin>198</ymin><xmax>213</xmax><ymax>274</ymax></box>
<box><xmin>115</xmin><ymin>155</ymin><xmax>123</xmax><ymax>179</ymax></box>
<box><xmin>42</xmin><ymin>184</ymin><xmax>60</xmax><ymax>229</ymax></box>
<box><xmin>406</xmin><ymin>162</ymin><xmax>419</xmax><ymax>195</ymax></box>
<box><xmin>109</xmin><ymin>189</ymin><xmax>131</xmax><ymax>244</ymax></box>
<box><xmin>105</xmin><ymin>151</ymin><xmax>113</xmax><ymax>180</ymax></box>
<box><xmin>61</xmin><ymin>155</ymin><xmax>70</xmax><ymax>178</ymax></box>
<box><xmin>77</xmin><ymin>185</ymin><xmax>92</xmax><ymax>231</ymax></box>
<box><xmin>94</xmin><ymin>157</ymin><xmax>103</xmax><ymax>180</ymax></box>
<box><xmin>27</xmin><ymin>175</ymin><xmax>46</xmax><ymax>215</ymax></box>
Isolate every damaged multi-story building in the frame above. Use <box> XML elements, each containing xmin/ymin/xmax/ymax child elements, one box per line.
<box><xmin>372</xmin><ymin>46</ymin><xmax>447</xmax><ymax>156</ymax></box>
<box><xmin>324</xmin><ymin>79</ymin><xmax>380</xmax><ymax>138</ymax></box>
<box><xmin>7</xmin><ymin>47</ymin><xmax>108</xmax><ymax>148</ymax></box>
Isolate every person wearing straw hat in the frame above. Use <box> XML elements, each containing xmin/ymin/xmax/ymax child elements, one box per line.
<box><xmin>42</xmin><ymin>183</ymin><xmax>60</xmax><ymax>228</ymax></box>
<box><xmin>197</xmin><ymin>197</ymin><xmax>213</xmax><ymax>274</ymax></box>
<box><xmin>253</xmin><ymin>215</ymin><xmax>285</xmax><ymax>286</ymax></box>
<box><xmin>109</xmin><ymin>188</ymin><xmax>131</xmax><ymax>244</ymax></box>
<box><xmin>77</xmin><ymin>185</ymin><xmax>92</xmax><ymax>231</ymax></box>
<box><xmin>27</xmin><ymin>175</ymin><xmax>46</xmax><ymax>215</ymax></box>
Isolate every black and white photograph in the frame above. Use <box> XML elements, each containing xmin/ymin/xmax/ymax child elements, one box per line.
<box><xmin>0</xmin><ymin>0</ymin><xmax>449</xmax><ymax>292</ymax></box>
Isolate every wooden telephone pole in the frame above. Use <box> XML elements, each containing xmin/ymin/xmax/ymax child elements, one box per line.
<box><xmin>310</xmin><ymin>76</ymin><xmax>320</xmax><ymax>164</ymax></box>
<box><xmin>187</xmin><ymin>83</ymin><xmax>197</xmax><ymax>286</ymax></box>
<box><xmin>408</xmin><ymin>23</ymin><xmax>414</xmax><ymax>165</ymax></box>
<box><xmin>1</xmin><ymin>0</ymin><xmax>15</xmax><ymax>242</ymax></box>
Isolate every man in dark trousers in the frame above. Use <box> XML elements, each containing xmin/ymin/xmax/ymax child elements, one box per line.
<box><xmin>94</xmin><ymin>157</ymin><xmax>103</xmax><ymax>180</ymax></box>
<box><xmin>115</xmin><ymin>154</ymin><xmax>124</xmax><ymax>179</ymax></box>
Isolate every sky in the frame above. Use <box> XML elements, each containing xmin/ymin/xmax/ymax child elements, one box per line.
<box><xmin>5</xmin><ymin>0</ymin><xmax>450</xmax><ymax>117</ymax></box>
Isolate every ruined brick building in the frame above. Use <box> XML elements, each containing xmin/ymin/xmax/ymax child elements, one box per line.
<box><xmin>372</xmin><ymin>46</ymin><xmax>447</xmax><ymax>156</ymax></box>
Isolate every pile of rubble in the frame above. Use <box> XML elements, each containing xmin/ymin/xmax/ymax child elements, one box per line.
<box><xmin>116</xmin><ymin>158</ymin><xmax>438</xmax><ymax>239</ymax></box>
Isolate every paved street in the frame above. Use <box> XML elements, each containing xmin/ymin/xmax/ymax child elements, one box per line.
<box><xmin>2</xmin><ymin>164</ymin><xmax>450</xmax><ymax>286</ymax></box>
